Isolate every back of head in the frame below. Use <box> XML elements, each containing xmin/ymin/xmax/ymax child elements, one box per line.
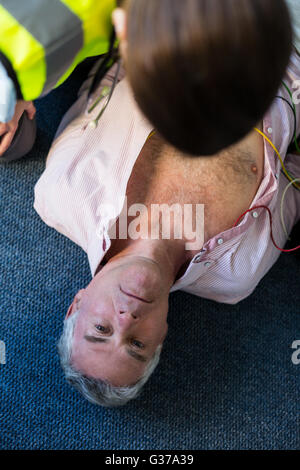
<box><xmin>125</xmin><ymin>0</ymin><xmax>293</xmax><ymax>156</ymax></box>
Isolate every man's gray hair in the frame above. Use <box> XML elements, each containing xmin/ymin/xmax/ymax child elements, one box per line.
<box><xmin>57</xmin><ymin>310</ymin><xmax>162</xmax><ymax>407</ymax></box>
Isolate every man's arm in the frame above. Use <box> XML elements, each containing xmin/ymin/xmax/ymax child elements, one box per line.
<box><xmin>285</xmin><ymin>0</ymin><xmax>300</xmax><ymax>55</ymax></box>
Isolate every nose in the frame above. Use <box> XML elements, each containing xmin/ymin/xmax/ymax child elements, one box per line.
<box><xmin>117</xmin><ymin>309</ymin><xmax>138</xmax><ymax>330</ymax></box>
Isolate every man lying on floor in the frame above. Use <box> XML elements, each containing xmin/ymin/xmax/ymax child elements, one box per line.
<box><xmin>34</xmin><ymin>1</ymin><xmax>300</xmax><ymax>407</ymax></box>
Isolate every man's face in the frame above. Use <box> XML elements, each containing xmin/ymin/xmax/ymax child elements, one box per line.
<box><xmin>67</xmin><ymin>256</ymin><xmax>169</xmax><ymax>386</ymax></box>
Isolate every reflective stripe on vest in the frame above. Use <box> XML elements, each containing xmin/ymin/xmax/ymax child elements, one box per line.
<box><xmin>0</xmin><ymin>3</ymin><xmax>46</xmax><ymax>100</ymax></box>
<box><xmin>55</xmin><ymin>0</ymin><xmax>116</xmax><ymax>90</ymax></box>
<box><xmin>0</xmin><ymin>0</ymin><xmax>116</xmax><ymax>101</ymax></box>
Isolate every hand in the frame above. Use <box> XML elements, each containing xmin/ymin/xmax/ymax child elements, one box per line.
<box><xmin>0</xmin><ymin>100</ymin><xmax>36</xmax><ymax>157</ymax></box>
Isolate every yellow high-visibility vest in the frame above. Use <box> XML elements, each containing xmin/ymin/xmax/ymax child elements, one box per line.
<box><xmin>0</xmin><ymin>0</ymin><xmax>116</xmax><ymax>101</ymax></box>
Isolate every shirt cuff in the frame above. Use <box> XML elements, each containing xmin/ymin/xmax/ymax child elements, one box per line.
<box><xmin>0</xmin><ymin>61</ymin><xmax>17</xmax><ymax>123</ymax></box>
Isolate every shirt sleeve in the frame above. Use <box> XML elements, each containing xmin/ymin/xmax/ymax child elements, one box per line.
<box><xmin>0</xmin><ymin>60</ymin><xmax>16</xmax><ymax>123</ymax></box>
<box><xmin>286</xmin><ymin>0</ymin><xmax>300</xmax><ymax>55</ymax></box>
<box><xmin>292</xmin><ymin>53</ymin><xmax>300</xmax><ymax>139</ymax></box>
<box><xmin>283</xmin><ymin>52</ymin><xmax>300</xmax><ymax>139</ymax></box>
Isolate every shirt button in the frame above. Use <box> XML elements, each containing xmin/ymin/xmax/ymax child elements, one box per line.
<box><xmin>217</xmin><ymin>238</ymin><xmax>224</xmax><ymax>245</ymax></box>
<box><xmin>268</xmin><ymin>127</ymin><xmax>273</xmax><ymax>134</ymax></box>
<box><xmin>275</xmin><ymin>173</ymin><xmax>279</xmax><ymax>180</ymax></box>
<box><xmin>194</xmin><ymin>255</ymin><xmax>202</xmax><ymax>264</ymax></box>
<box><xmin>204</xmin><ymin>262</ymin><xmax>211</xmax><ymax>268</ymax></box>
<box><xmin>252</xmin><ymin>211</ymin><xmax>259</xmax><ymax>219</ymax></box>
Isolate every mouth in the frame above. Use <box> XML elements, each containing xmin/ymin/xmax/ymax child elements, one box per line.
<box><xmin>119</xmin><ymin>286</ymin><xmax>153</xmax><ymax>304</ymax></box>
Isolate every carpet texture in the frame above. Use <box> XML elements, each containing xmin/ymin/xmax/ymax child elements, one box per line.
<box><xmin>0</xmin><ymin>62</ymin><xmax>299</xmax><ymax>450</ymax></box>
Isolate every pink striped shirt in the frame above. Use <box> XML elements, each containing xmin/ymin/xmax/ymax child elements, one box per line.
<box><xmin>34</xmin><ymin>52</ymin><xmax>300</xmax><ymax>304</ymax></box>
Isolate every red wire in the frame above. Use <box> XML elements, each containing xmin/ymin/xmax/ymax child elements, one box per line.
<box><xmin>233</xmin><ymin>205</ymin><xmax>300</xmax><ymax>253</ymax></box>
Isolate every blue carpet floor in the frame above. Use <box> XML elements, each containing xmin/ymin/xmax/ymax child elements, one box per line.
<box><xmin>0</xmin><ymin>62</ymin><xmax>299</xmax><ymax>450</ymax></box>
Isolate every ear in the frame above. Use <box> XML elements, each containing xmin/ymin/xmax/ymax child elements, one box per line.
<box><xmin>112</xmin><ymin>8</ymin><xmax>127</xmax><ymax>43</ymax></box>
<box><xmin>65</xmin><ymin>289</ymin><xmax>85</xmax><ymax>319</ymax></box>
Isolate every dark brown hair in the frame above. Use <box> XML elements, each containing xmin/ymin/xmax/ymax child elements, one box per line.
<box><xmin>124</xmin><ymin>0</ymin><xmax>293</xmax><ymax>156</ymax></box>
